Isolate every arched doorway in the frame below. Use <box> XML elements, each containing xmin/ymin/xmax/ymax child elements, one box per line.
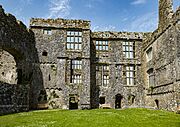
<box><xmin>115</xmin><ymin>94</ymin><xmax>123</xmax><ymax>109</ymax></box>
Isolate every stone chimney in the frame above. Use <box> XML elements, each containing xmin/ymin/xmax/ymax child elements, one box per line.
<box><xmin>158</xmin><ymin>0</ymin><xmax>173</xmax><ymax>31</ymax></box>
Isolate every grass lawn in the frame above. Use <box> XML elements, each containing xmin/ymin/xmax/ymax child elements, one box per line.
<box><xmin>0</xmin><ymin>108</ymin><xmax>179</xmax><ymax>127</ymax></box>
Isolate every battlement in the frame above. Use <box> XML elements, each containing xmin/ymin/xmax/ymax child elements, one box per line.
<box><xmin>30</xmin><ymin>18</ymin><xmax>91</xmax><ymax>30</ymax></box>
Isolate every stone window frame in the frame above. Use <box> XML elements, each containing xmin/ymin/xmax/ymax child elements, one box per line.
<box><xmin>125</xmin><ymin>65</ymin><xmax>135</xmax><ymax>86</ymax></box>
<box><xmin>66</xmin><ymin>30</ymin><xmax>82</xmax><ymax>50</ymax></box>
<box><xmin>71</xmin><ymin>74</ymin><xmax>82</xmax><ymax>84</ymax></box>
<box><xmin>43</xmin><ymin>29</ymin><xmax>52</xmax><ymax>35</ymax></box>
<box><xmin>103</xmin><ymin>75</ymin><xmax>109</xmax><ymax>87</ymax></box>
<box><xmin>102</xmin><ymin>64</ymin><xmax>109</xmax><ymax>87</ymax></box>
<box><xmin>147</xmin><ymin>68</ymin><xmax>155</xmax><ymax>87</ymax></box>
<box><xmin>96</xmin><ymin>64</ymin><xmax>110</xmax><ymax>87</ymax></box>
<box><xmin>122</xmin><ymin>41</ymin><xmax>135</xmax><ymax>59</ymax></box>
<box><xmin>70</xmin><ymin>59</ymin><xmax>82</xmax><ymax>84</ymax></box>
<box><xmin>95</xmin><ymin>40</ymin><xmax>109</xmax><ymax>51</ymax></box>
<box><xmin>72</xmin><ymin>60</ymin><xmax>82</xmax><ymax>70</ymax></box>
<box><xmin>146</xmin><ymin>47</ymin><xmax>153</xmax><ymax>62</ymax></box>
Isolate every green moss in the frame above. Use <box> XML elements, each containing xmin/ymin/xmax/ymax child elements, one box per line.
<box><xmin>0</xmin><ymin>108</ymin><xmax>179</xmax><ymax>127</ymax></box>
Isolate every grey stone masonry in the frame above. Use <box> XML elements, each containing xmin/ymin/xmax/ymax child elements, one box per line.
<box><xmin>30</xmin><ymin>18</ymin><xmax>91</xmax><ymax>109</ymax></box>
<box><xmin>0</xmin><ymin>0</ymin><xmax>179</xmax><ymax>115</ymax></box>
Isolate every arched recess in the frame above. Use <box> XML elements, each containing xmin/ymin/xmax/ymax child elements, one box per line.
<box><xmin>0</xmin><ymin>50</ymin><xmax>18</xmax><ymax>84</ymax></box>
<box><xmin>0</xmin><ymin>47</ymin><xmax>24</xmax><ymax>85</ymax></box>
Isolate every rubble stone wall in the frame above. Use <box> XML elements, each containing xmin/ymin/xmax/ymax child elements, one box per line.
<box><xmin>30</xmin><ymin>18</ymin><xmax>91</xmax><ymax>109</ymax></box>
<box><xmin>0</xmin><ymin>5</ymin><xmax>41</xmax><ymax>115</ymax></box>
<box><xmin>142</xmin><ymin>6</ymin><xmax>180</xmax><ymax>111</ymax></box>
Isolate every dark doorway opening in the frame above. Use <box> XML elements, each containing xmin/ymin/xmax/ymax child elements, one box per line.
<box><xmin>69</xmin><ymin>95</ymin><xmax>78</xmax><ymax>110</ymax></box>
<box><xmin>155</xmin><ymin>99</ymin><xmax>159</xmax><ymax>109</ymax></box>
<box><xmin>115</xmin><ymin>94</ymin><xmax>123</xmax><ymax>109</ymax></box>
<box><xmin>99</xmin><ymin>96</ymin><xmax>105</xmax><ymax>104</ymax></box>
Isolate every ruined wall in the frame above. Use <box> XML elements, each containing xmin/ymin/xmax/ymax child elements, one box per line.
<box><xmin>158</xmin><ymin>0</ymin><xmax>173</xmax><ymax>33</ymax></box>
<box><xmin>142</xmin><ymin>7</ymin><xmax>180</xmax><ymax>111</ymax></box>
<box><xmin>30</xmin><ymin>18</ymin><xmax>91</xmax><ymax>109</ymax></box>
<box><xmin>0</xmin><ymin>5</ymin><xmax>42</xmax><ymax>115</ymax></box>
<box><xmin>91</xmin><ymin>32</ymin><xmax>145</xmax><ymax>108</ymax></box>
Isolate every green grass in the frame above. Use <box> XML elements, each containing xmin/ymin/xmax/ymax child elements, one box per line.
<box><xmin>0</xmin><ymin>108</ymin><xmax>179</xmax><ymax>127</ymax></box>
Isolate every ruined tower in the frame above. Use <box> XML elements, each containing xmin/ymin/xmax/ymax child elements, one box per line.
<box><xmin>158</xmin><ymin>0</ymin><xmax>173</xmax><ymax>31</ymax></box>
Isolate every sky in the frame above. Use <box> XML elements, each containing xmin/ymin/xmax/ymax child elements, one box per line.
<box><xmin>0</xmin><ymin>0</ymin><xmax>179</xmax><ymax>32</ymax></box>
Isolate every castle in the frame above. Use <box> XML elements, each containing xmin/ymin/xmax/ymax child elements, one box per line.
<box><xmin>0</xmin><ymin>0</ymin><xmax>179</xmax><ymax>115</ymax></box>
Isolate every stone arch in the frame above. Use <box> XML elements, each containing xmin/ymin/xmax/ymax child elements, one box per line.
<box><xmin>0</xmin><ymin>6</ymin><xmax>44</xmax><ymax>114</ymax></box>
<box><xmin>0</xmin><ymin>50</ymin><xmax>17</xmax><ymax>84</ymax></box>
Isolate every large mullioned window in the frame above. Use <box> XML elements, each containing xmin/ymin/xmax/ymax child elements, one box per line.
<box><xmin>67</xmin><ymin>31</ymin><xmax>82</xmax><ymax>50</ymax></box>
<box><xmin>71</xmin><ymin>60</ymin><xmax>82</xmax><ymax>84</ymax></box>
<box><xmin>125</xmin><ymin>66</ymin><xmax>135</xmax><ymax>86</ymax></box>
<box><xmin>122</xmin><ymin>42</ymin><xmax>135</xmax><ymax>59</ymax></box>
<box><xmin>102</xmin><ymin>65</ymin><xmax>109</xmax><ymax>87</ymax></box>
<box><xmin>96</xmin><ymin>41</ymin><xmax>108</xmax><ymax>51</ymax></box>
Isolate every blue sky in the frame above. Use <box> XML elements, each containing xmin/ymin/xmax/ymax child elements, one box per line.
<box><xmin>0</xmin><ymin>0</ymin><xmax>179</xmax><ymax>32</ymax></box>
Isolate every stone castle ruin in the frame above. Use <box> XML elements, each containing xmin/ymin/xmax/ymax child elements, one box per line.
<box><xmin>0</xmin><ymin>0</ymin><xmax>179</xmax><ymax>115</ymax></box>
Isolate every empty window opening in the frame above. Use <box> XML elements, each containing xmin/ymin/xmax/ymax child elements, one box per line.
<box><xmin>155</xmin><ymin>99</ymin><xmax>159</xmax><ymax>109</ymax></box>
<box><xmin>147</xmin><ymin>68</ymin><xmax>155</xmax><ymax>87</ymax></box>
<box><xmin>102</xmin><ymin>65</ymin><xmax>109</xmax><ymax>87</ymax></box>
<box><xmin>70</xmin><ymin>60</ymin><xmax>82</xmax><ymax>84</ymax></box>
<box><xmin>96</xmin><ymin>40</ymin><xmax>108</xmax><ymax>51</ymax></box>
<box><xmin>67</xmin><ymin>31</ymin><xmax>82</xmax><ymax>50</ymax></box>
<box><xmin>99</xmin><ymin>96</ymin><xmax>105</xmax><ymax>104</ymax></box>
<box><xmin>72</xmin><ymin>60</ymin><xmax>82</xmax><ymax>70</ymax></box>
<box><xmin>125</xmin><ymin>65</ymin><xmax>135</xmax><ymax>86</ymax></box>
<box><xmin>146</xmin><ymin>47</ymin><xmax>152</xmax><ymax>62</ymax></box>
<box><xmin>128</xmin><ymin>95</ymin><xmax>135</xmax><ymax>105</ymax></box>
<box><xmin>42</xmin><ymin>51</ymin><xmax>48</xmax><ymax>56</ymax></box>
<box><xmin>43</xmin><ymin>29</ymin><xmax>52</xmax><ymax>35</ymax></box>
<box><xmin>115</xmin><ymin>94</ymin><xmax>123</xmax><ymax>109</ymax></box>
<box><xmin>103</xmin><ymin>75</ymin><xmax>109</xmax><ymax>87</ymax></box>
<box><xmin>2</xmin><ymin>72</ymin><xmax>4</xmax><ymax>76</ymax></box>
<box><xmin>122</xmin><ymin>41</ymin><xmax>135</xmax><ymax>59</ymax></box>
<box><xmin>71</xmin><ymin>74</ymin><xmax>82</xmax><ymax>84</ymax></box>
<box><xmin>49</xmin><ymin>74</ymin><xmax>51</xmax><ymax>81</ymax></box>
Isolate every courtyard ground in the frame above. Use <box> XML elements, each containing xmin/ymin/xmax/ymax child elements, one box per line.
<box><xmin>0</xmin><ymin>108</ymin><xmax>179</xmax><ymax>127</ymax></box>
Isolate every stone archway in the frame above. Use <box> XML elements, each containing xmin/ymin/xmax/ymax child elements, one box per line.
<box><xmin>0</xmin><ymin>6</ymin><xmax>43</xmax><ymax>115</ymax></box>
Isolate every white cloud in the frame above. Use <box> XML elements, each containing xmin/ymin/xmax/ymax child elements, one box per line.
<box><xmin>47</xmin><ymin>0</ymin><xmax>71</xmax><ymax>18</ymax></box>
<box><xmin>131</xmin><ymin>0</ymin><xmax>146</xmax><ymax>5</ymax></box>
<box><xmin>127</xmin><ymin>12</ymin><xmax>158</xmax><ymax>32</ymax></box>
<box><xmin>92</xmin><ymin>25</ymin><xmax>116</xmax><ymax>31</ymax></box>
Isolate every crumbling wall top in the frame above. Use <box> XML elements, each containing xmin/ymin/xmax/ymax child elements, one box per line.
<box><xmin>91</xmin><ymin>31</ymin><xmax>145</xmax><ymax>40</ymax></box>
<box><xmin>143</xmin><ymin>6</ymin><xmax>180</xmax><ymax>50</ymax></box>
<box><xmin>30</xmin><ymin>18</ymin><xmax>90</xmax><ymax>30</ymax></box>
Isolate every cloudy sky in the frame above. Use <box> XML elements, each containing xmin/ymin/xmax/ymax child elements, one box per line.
<box><xmin>0</xmin><ymin>0</ymin><xmax>179</xmax><ymax>32</ymax></box>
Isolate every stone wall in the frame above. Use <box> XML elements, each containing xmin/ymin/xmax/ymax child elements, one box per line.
<box><xmin>30</xmin><ymin>18</ymin><xmax>91</xmax><ymax>109</ymax></box>
<box><xmin>91</xmin><ymin>32</ymin><xmax>145</xmax><ymax>108</ymax></box>
<box><xmin>142</xmin><ymin>6</ymin><xmax>180</xmax><ymax>111</ymax></box>
<box><xmin>0</xmin><ymin>5</ymin><xmax>42</xmax><ymax>115</ymax></box>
